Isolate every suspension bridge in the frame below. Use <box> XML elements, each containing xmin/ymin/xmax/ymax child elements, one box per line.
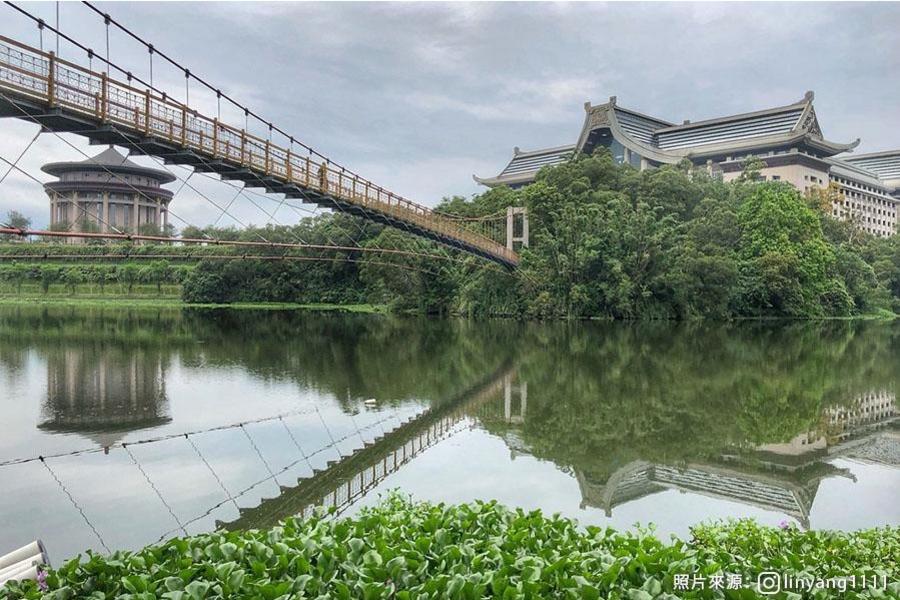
<box><xmin>0</xmin><ymin>3</ymin><xmax>525</xmax><ymax>268</ymax></box>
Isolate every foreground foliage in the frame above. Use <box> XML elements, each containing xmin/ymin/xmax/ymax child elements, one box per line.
<box><xmin>2</xmin><ymin>496</ymin><xmax>897</xmax><ymax>599</ymax></box>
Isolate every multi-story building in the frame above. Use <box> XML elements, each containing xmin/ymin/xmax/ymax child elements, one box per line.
<box><xmin>476</xmin><ymin>92</ymin><xmax>899</xmax><ymax>237</ymax></box>
<box><xmin>42</xmin><ymin>146</ymin><xmax>174</xmax><ymax>237</ymax></box>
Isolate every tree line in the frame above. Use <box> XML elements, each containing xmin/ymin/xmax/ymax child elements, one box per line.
<box><xmin>3</xmin><ymin>150</ymin><xmax>899</xmax><ymax>318</ymax></box>
<box><xmin>0</xmin><ymin>261</ymin><xmax>190</xmax><ymax>295</ymax></box>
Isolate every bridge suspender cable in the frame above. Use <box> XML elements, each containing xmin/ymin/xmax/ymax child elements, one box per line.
<box><xmin>0</xmin><ymin>112</ymin><xmax>465</xmax><ymax>267</ymax></box>
<box><xmin>40</xmin><ymin>457</ymin><xmax>112</xmax><ymax>553</ymax></box>
<box><xmin>0</xmin><ymin>128</ymin><xmax>40</xmax><ymax>186</ymax></box>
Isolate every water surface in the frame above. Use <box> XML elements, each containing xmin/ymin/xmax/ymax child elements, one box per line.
<box><xmin>0</xmin><ymin>305</ymin><xmax>897</xmax><ymax>561</ymax></box>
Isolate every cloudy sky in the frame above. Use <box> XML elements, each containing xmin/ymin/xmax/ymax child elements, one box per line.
<box><xmin>1</xmin><ymin>1</ymin><xmax>898</xmax><ymax>229</ymax></box>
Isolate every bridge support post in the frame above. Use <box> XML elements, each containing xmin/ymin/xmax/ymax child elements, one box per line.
<box><xmin>506</xmin><ymin>207</ymin><xmax>529</xmax><ymax>251</ymax></box>
<box><xmin>503</xmin><ymin>373</ymin><xmax>527</xmax><ymax>425</ymax></box>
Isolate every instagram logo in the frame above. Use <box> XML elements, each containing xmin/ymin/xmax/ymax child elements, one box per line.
<box><xmin>758</xmin><ymin>572</ymin><xmax>781</xmax><ymax>595</ymax></box>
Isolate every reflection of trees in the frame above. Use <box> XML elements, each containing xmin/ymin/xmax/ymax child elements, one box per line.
<box><xmin>477</xmin><ymin>320</ymin><xmax>898</xmax><ymax>483</ymax></box>
<box><xmin>176</xmin><ymin>310</ymin><xmax>520</xmax><ymax>408</ymax></box>
<box><xmin>475</xmin><ymin>321</ymin><xmax>897</xmax><ymax>527</ymax></box>
<box><xmin>0</xmin><ymin>306</ymin><xmax>520</xmax><ymax>415</ymax></box>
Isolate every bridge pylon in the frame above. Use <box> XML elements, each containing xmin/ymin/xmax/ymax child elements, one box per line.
<box><xmin>506</xmin><ymin>207</ymin><xmax>529</xmax><ymax>252</ymax></box>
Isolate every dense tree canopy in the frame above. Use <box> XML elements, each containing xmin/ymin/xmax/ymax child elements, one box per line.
<box><xmin>2</xmin><ymin>149</ymin><xmax>898</xmax><ymax>318</ymax></box>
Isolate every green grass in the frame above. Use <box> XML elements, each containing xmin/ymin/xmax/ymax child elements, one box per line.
<box><xmin>0</xmin><ymin>293</ymin><xmax>387</xmax><ymax>313</ymax></box>
<box><xmin>1</xmin><ymin>495</ymin><xmax>897</xmax><ymax>599</ymax></box>
<box><xmin>0</xmin><ymin>282</ymin><xmax>181</xmax><ymax>298</ymax></box>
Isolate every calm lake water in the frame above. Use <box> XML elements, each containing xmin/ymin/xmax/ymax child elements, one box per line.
<box><xmin>0</xmin><ymin>305</ymin><xmax>897</xmax><ymax>561</ymax></box>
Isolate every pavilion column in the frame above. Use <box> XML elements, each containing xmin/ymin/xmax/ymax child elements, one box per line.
<box><xmin>102</xmin><ymin>192</ymin><xmax>109</xmax><ymax>232</ymax></box>
<box><xmin>133</xmin><ymin>194</ymin><xmax>139</xmax><ymax>232</ymax></box>
<box><xmin>72</xmin><ymin>191</ymin><xmax>79</xmax><ymax>237</ymax></box>
<box><xmin>50</xmin><ymin>192</ymin><xmax>57</xmax><ymax>227</ymax></box>
<box><xmin>156</xmin><ymin>199</ymin><xmax>161</xmax><ymax>231</ymax></box>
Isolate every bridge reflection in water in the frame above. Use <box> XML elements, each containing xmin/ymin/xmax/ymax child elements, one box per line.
<box><xmin>222</xmin><ymin>367</ymin><xmax>512</xmax><ymax>531</ymax></box>
<box><xmin>11</xmin><ymin>340</ymin><xmax>517</xmax><ymax>552</ymax></box>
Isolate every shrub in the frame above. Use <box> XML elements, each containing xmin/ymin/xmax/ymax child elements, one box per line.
<box><xmin>2</xmin><ymin>495</ymin><xmax>896</xmax><ymax>599</ymax></box>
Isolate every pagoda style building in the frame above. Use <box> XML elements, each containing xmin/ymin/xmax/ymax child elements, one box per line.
<box><xmin>476</xmin><ymin>92</ymin><xmax>899</xmax><ymax>237</ymax></box>
<box><xmin>42</xmin><ymin>146</ymin><xmax>175</xmax><ymax>237</ymax></box>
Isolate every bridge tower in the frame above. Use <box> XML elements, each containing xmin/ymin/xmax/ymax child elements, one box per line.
<box><xmin>505</xmin><ymin>207</ymin><xmax>529</xmax><ymax>251</ymax></box>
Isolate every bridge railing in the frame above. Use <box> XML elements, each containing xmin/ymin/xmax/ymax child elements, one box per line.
<box><xmin>0</xmin><ymin>35</ymin><xmax>518</xmax><ymax>265</ymax></box>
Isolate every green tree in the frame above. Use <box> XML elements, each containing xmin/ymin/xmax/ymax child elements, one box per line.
<box><xmin>1</xmin><ymin>210</ymin><xmax>31</xmax><ymax>242</ymax></box>
<box><xmin>39</xmin><ymin>265</ymin><xmax>59</xmax><ymax>294</ymax></box>
<box><xmin>61</xmin><ymin>267</ymin><xmax>83</xmax><ymax>295</ymax></box>
<box><xmin>736</xmin><ymin>183</ymin><xmax>851</xmax><ymax>316</ymax></box>
<box><xmin>118</xmin><ymin>263</ymin><xmax>141</xmax><ymax>294</ymax></box>
<box><xmin>139</xmin><ymin>260</ymin><xmax>172</xmax><ymax>294</ymax></box>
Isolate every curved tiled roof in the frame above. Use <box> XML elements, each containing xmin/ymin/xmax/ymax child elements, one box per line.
<box><xmin>501</xmin><ymin>145</ymin><xmax>575</xmax><ymax>177</ymax></box>
<box><xmin>477</xmin><ymin>92</ymin><xmax>866</xmax><ymax>189</ymax></box>
<box><xmin>613</xmin><ymin>108</ymin><xmax>672</xmax><ymax>146</ymax></box>
<box><xmin>843</xmin><ymin>151</ymin><xmax>900</xmax><ymax>182</ymax></box>
<box><xmin>473</xmin><ymin>144</ymin><xmax>575</xmax><ymax>187</ymax></box>
<box><xmin>655</xmin><ymin>106</ymin><xmax>805</xmax><ymax>150</ymax></box>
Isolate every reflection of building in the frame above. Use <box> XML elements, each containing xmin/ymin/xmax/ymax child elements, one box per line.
<box><xmin>39</xmin><ymin>348</ymin><xmax>171</xmax><ymax>447</ymax></box>
<box><xmin>843</xmin><ymin>430</ymin><xmax>900</xmax><ymax>467</ymax></box>
<box><xmin>42</xmin><ymin>146</ymin><xmax>174</xmax><ymax>238</ymax></box>
<box><xmin>826</xmin><ymin>391</ymin><xmax>897</xmax><ymax>442</ymax></box>
<box><xmin>476</xmin><ymin>92</ymin><xmax>899</xmax><ymax>237</ymax></box>
<box><xmin>572</xmin><ymin>393</ymin><xmax>898</xmax><ymax>529</ymax></box>
<box><xmin>478</xmin><ymin>384</ymin><xmax>896</xmax><ymax>530</ymax></box>
<box><xmin>574</xmin><ymin>460</ymin><xmax>845</xmax><ymax>530</ymax></box>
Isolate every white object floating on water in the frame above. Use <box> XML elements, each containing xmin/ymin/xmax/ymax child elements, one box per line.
<box><xmin>364</xmin><ymin>398</ymin><xmax>378</xmax><ymax>407</ymax></box>
<box><xmin>0</xmin><ymin>540</ymin><xmax>49</xmax><ymax>586</ymax></box>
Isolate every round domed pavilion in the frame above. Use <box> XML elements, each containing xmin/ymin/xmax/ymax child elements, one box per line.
<box><xmin>42</xmin><ymin>146</ymin><xmax>175</xmax><ymax>237</ymax></box>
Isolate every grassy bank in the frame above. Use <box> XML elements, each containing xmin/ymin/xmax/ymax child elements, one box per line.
<box><xmin>2</xmin><ymin>496</ymin><xmax>897</xmax><ymax>599</ymax></box>
<box><xmin>0</xmin><ymin>294</ymin><xmax>386</xmax><ymax>313</ymax></box>
<box><xmin>0</xmin><ymin>293</ymin><xmax>893</xmax><ymax>320</ymax></box>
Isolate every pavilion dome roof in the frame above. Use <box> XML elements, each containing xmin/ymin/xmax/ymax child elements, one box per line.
<box><xmin>41</xmin><ymin>146</ymin><xmax>176</xmax><ymax>184</ymax></box>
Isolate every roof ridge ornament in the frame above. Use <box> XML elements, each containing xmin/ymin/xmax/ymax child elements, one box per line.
<box><xmin>800</xmin><ymin>105</ymin><xmax>823</xmax><ymax>138</ymax></box>
<box><xmin>804</xmin><ymin>90</ymin><xmax>815</xmax><ymax>103</ymax></box>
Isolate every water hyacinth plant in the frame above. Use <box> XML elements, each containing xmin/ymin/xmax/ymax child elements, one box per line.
<box><xmin>1</xmin><ymin>494</ymin><xmax>897</xmax><ymax>599</ymax></box>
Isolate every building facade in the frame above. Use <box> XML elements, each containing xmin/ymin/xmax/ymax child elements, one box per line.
<box><xmin>476</xmin><ymin>92</ymin><xmax>900</xmax><ymax>237</ymax></box>
<box><xmin>43</xmin><ymin>146</ymin><xmax>175</xmax><ymax>237</ymax></box>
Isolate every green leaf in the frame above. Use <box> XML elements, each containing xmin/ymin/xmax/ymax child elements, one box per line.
<box><xmin>184</xmin><ymin>580</ymin><xmax>210</xmax><ymax>600</ymax></box>
<box><xmin>164</xmin><ymin>577</ymin><xmax>184</xmax><ymax>592</ymax></box>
